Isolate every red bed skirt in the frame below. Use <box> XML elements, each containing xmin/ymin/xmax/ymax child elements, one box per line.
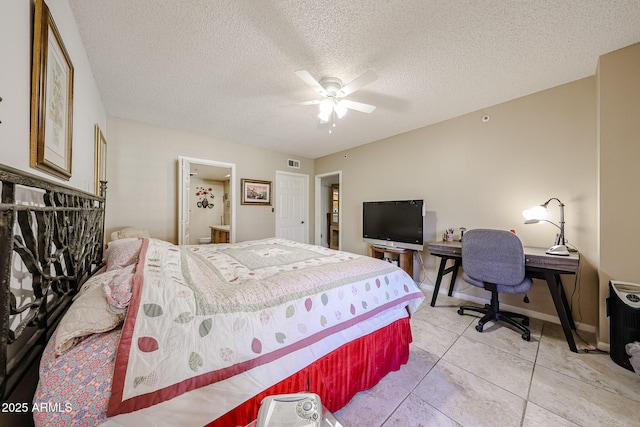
<box><xmin>206</xmin><ymin>316</ymin><xmax>412</xmax><ymax>427</ymax></box>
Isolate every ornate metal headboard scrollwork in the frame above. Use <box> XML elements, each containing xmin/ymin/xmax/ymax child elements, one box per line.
<box><xmin>0</xmin><ymin>164</ymin><xmax>106</xmax><ymax>400</ymax></box>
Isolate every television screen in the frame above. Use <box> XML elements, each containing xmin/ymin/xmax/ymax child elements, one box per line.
<box><xmin>362</xmin><ymin>200</ymin><xmax>425</xmax><ymax>251</ymax></box>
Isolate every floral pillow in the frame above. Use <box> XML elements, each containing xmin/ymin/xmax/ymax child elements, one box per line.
<box><xmin>105</xmin><ymin>238</ymin><xmax>144</xmax><ymax>271</ymax></box>
<box><xmin>102</xmin><ymin>264</ymin><xmax>135</xmax><ymax>313</ymax></box>
<box><xmin>55</xmin><ymin>270</ymin><xmax>126</xmax><ymax>355</ymax></box>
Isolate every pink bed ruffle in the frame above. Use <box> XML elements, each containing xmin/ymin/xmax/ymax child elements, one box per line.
<box><xmin>207</xmin><ymin>316</ymin><xmax>412</xmax><ymax>426</ymax></box>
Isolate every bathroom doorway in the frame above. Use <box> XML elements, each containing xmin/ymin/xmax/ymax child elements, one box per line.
<box><xmin>178</xmin><ymin>156</ymin><xmax>236</xmax><ymax>245</ymax></box>
<box><xmin>314</xmin><ymin>171</ymin><xmax>342</xmax><ymax>249</ymax></box>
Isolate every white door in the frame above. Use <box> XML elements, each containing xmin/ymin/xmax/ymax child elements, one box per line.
<box><xmin>178</xmin><ymin>157</ymin><xmax>191</xmax><ymax>245</ymax></box>
<box><xmin>275</xmin><ymin>171</ymin><xmax>309</xmax><ymax>243</ymax></box>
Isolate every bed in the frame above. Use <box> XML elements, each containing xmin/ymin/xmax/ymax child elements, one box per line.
<box><xmin>1</xmin><ymin>164</ymin><xmax>424</xmax><ymax>427</ymax></box>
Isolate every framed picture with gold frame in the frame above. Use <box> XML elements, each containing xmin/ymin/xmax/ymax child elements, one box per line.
<box><xmin>241</xmin><ymin>179</ymin><xmax>272</xmax><ymax>205</ymax></box>
<box><xmin>94</xmin><ymin>125</ymin><xmax>107</xmax><ymax>195</ymax></box>
<box><xmin>30</xmin><ymin>0</ymin><xmax>74</xmax><ymax>180</ymax></box>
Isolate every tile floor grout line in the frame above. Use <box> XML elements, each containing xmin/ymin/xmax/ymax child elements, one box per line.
<box><xmin>337</xmin><ymin>290</ymin><xmax>637</xmax><ymax>426</ymax></box>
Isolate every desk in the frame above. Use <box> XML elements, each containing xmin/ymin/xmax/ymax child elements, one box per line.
<box><xmin>427</xmin><ymin>241</ymin><xmax>581</xmax><ymax>353</ymax></box>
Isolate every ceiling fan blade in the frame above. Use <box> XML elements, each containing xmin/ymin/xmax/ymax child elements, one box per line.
<box><xmin>337</xmin><ymin>70</ymin><xmax>377</xmax><ymax>97</ymax></box>
<box><xmin>339</xmin><ymin>99</ymin><xmax>376</xmax><ymax>114</ymax></box>
<box><xmin>298</xmin><ymin>100</ymin><xmax>321</xmax><ymax>106</ymax></box>
<box><xmin>295</xmin><ymin>70</ymin><xmax>327</xmax><ymax>96</ymax></box>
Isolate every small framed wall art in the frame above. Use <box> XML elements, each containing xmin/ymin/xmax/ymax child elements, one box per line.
<box><xmin>241</xmin><ymin>179</ymin><xmax>272</xmax><ymax>205</ymax></box>
<box><xmin>30</xmin><ymin>0</ymin><xmax>74</xmax><ymax>180</ymax></box>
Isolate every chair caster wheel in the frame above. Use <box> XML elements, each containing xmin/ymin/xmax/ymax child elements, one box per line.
<box><xmin>522</xmin><ymin>318</ymin><xmax>529</xmax><ymax>326</ymax></box>
<box><xmin>457</xmin><ymin>308</ymin><xmax>464</xmax><ymax>315</ymax></box>
<box><xmin>522</xmin><ymin>332</ymin><xmax>530</xmax><ymax>341</ymax></box>
<box><xmin>476</xmin><ymin>324</ymin><xmax>484</xmax><ymax>333</ymax></box>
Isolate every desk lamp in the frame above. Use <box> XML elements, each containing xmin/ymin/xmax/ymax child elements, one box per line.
<box><xmin>522</xmin><ymin>197</ymin><xmax>569</xmax><ymax>256</ymax></box>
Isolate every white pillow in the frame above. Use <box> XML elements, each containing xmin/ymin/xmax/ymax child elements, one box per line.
<box><xmin>55</xmin><ymin>271</ymin><xmax>126</xmax><ymax>355</ymax></box>
<box><xmin>110</xmin><ymin>228</ymin><xmax>150</xmax><ymax>241</ymax></box>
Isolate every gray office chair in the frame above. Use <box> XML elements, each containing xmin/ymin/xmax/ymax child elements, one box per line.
<box><xmin>457</xmin><ymin>229</ymin><xmax>532</xmax><ymax>341</ymax></box>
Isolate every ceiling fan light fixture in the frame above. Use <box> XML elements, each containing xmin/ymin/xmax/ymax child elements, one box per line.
<box><xmin>295</xmin><ymin>69</ymin><xmax>377</xmax><ymax>127</ymax></box>
<box><xmin>334</xmin><ymin>101</ymin><xmax>348</xmax><ymax>119</ymax></box>
<box><xmin>319</xmin><ymin>98</ymin><xmax>334</xmax><ymax>114</ymax></box>
<box><xmin>317</xmin><ymin>109</ymin><xmax>331</xmax><ymax>122</ymax></box>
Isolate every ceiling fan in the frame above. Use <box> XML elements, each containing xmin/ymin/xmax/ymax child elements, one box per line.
<box><xmin>295</xmin><ymin>70</ymin><xmax>377</xmax><ymax>128</ymax></box>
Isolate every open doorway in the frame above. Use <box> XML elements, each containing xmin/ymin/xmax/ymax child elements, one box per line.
<box><xmin>178</xmin><ymin>156</ymin><xmax>236</xmax><ymax>245</ymax></box>
<box><xmin>314</xmin><ymin>171</ymin><xmax>342</xmax><ymax>249</ymax></box>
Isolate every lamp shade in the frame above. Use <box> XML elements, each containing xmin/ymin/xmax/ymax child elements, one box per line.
<box><xmin>319</xmin><ymin>98</ymin><xmax>333</xmax><ymax>114</ymax></box>
<box><xmin>317</xmin><ymin>109</ymin><xmax>331</xmax><ymax>122</ymax></box>
<box><xmin>334</xmin><ymin>101</ymin><xmax>348</xmax><ymax>119</ymax></box>
<box><xmin>522</xmin><ymin>205</ymin><xmax>548</xmax><ymax>221</ymax></box>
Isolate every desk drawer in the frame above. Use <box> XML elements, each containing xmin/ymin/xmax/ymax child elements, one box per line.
<box><xmin>525</xmin><ymin>255</ymin><xmax>578</xmax><ymax>273</ymax></box>
<box><xmin>427</xmin><ymin>244</ymin><xmax>462</xmax><ymax>257</ymax></box>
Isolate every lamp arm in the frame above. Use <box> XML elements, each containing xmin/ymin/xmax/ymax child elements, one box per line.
<box><xmin>543</xmin><ymin>197</ymin><xmax>564</xmax><ymax>207</ymax></box>
<box><xmin>556</xmin><ymin>199</ymin><xmax>565</xmax><ymax>246</ymax></box>
<box><xmin>560</xmin><ymin>207</ymin><xmax>565</xmax><ymax>244</ymax></box>
<box><xmin>542</xmin><ymin>198</ymin><xmax>565</xmax><ymax>245</ymax></box>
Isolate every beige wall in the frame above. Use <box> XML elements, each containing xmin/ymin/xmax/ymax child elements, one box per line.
<box><xmin>597</xmin><ymin>43</ymin><xmax>640</xmax><ymax>345</ymax></box>
<box><xmin>316</xmin><ymin>77</ymin><xmax>599</xmax><ymax>328</ymax></box>
<box><xmin>105</xmin><ymin>116</ymin><xmax>314</xmax><ymax>243</ymax></box>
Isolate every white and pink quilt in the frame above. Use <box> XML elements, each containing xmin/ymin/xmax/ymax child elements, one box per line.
<box><xmin>107</xmin><ymin>238</ymin><xmax>423</xmax><ymax>416</ymax></box>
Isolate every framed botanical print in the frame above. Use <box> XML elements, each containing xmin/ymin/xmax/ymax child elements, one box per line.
<box><xmin>241</xmin><ymin>179</ymin><xmax>272</xmax><ymax>205</ymax></box>
<box><xmin>94</xmin><ymin>125</ymin><xmax>107</xmax><ymax>195</ymax></box>
<box><xmin>30</xmin><ymin>0</ymin><xmax>74</xmax><ymax>180</ymax></box>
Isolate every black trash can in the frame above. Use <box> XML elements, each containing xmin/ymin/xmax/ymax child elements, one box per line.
<box><xmin>607</xmin><ymin>281</ymin><xmax>640</xmax><ymax>371</ymax></box>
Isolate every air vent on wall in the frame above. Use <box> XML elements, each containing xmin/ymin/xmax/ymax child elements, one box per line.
<box><xmin>287</xmin><ymin>159</ymin><xmax>300</xmax><ymax>169</ymax></box>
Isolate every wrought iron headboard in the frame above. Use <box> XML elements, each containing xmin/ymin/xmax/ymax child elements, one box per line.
<box><xmin>0</xmin><ymin>164</ymin><xmax>106</xmax><ymax>400</ymax></box>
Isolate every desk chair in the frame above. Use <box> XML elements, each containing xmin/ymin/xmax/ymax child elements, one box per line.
<box><xmin>457</xmin><ymin>229</ymin><xmax>532</xmax><ymax>341</ymax></box>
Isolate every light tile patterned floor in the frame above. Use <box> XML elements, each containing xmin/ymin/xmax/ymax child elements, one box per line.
<box><xmin>333</xmin><ymin>289</ymin><xmax>640</xmax><ymax>427</ymax></box>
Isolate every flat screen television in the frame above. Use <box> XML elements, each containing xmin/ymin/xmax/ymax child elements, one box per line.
<box><xmin>362</xmin><ymin>200</ymin><xmax>425</xmax><ymax>251</ymax></box>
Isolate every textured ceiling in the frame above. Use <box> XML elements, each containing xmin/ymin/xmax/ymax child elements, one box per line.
<box><xmin>69</xmin><ymin>0</ymin><xmax>640</xmax><ymax>159</ymax></box>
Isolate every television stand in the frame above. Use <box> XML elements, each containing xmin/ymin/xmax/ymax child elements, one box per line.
<box><xmin>369</xmin><ymin>246</ymin><xmax>415</xmax><ymax>280</ymax></box>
